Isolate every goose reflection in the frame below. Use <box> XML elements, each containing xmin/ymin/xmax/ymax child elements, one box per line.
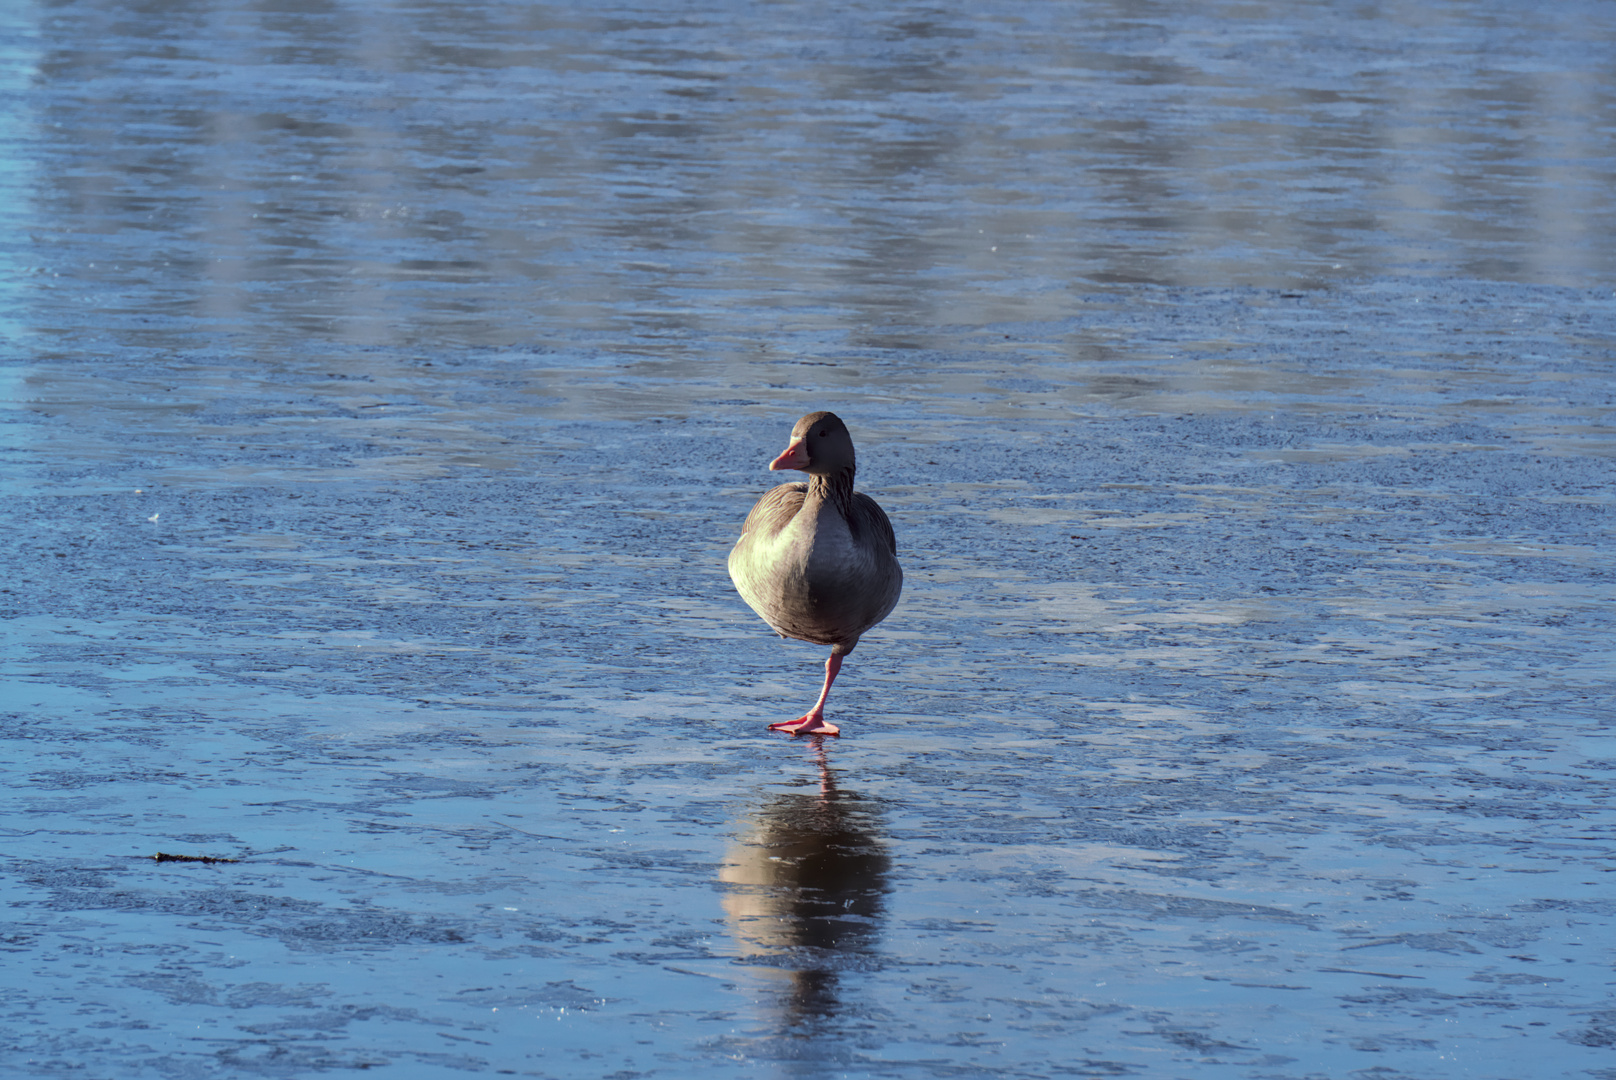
<box><xmin>719</xmin><ymin>746</ymin><xmax>891</xmax><ymax>1024</ymax></box>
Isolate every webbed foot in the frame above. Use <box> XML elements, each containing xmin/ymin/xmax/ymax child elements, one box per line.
<box><xmin>768</xmin><ymin>714</ymin><xmax>840</xmax><ymax>737</ymax></box>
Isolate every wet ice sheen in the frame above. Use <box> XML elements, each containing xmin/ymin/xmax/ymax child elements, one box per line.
<box><xmin>2</xmin><ymin>1</ymin><xmax>1615</xmax><ymax>1078</ymax></box>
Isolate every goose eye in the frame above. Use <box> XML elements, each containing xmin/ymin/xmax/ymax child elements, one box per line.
<box><xmin>818</xmin><ymin>429</ymin><xmax>826</xmax><ymax>437</ymax></box>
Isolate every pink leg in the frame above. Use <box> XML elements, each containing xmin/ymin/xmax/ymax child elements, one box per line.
<box><xmin>769</xmin><ymin>653</ymin><xmax>843</xmax><ymax>736</ymax></box>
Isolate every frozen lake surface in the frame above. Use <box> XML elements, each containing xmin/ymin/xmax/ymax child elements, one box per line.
<box><xmin>2</xmin><ymin>2</ymin><xmax>1614</xmax><ymax>1077</ymax></box>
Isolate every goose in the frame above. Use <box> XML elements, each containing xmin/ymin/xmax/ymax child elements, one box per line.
<box><xmin>728</xmin><ymin>412</ymin><xmax>902</xmax><ymax>736</ymax></box>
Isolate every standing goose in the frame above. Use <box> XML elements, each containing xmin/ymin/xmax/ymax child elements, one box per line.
<box><xmin>729</xmin><ymin>412</ymin><xmax>902</xmax><ymax>736</ymax></box>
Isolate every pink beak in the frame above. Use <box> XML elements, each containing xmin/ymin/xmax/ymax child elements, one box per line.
<box><xmin>769</xmin><ymin>438</ymin><xmax>810</xmax><ymax>471</ymax></box>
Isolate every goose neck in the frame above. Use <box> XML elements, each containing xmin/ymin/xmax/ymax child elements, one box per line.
<box><xmin>807</xmin><ymin>468</ymin><xmax>856</xmax><ymax>517</ymax></box>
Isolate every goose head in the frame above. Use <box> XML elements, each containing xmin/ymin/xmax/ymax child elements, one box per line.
<box><xmin>769</xmin><ymin>411</ymin><xmax>855</xmax><ymax>476</ymax></box>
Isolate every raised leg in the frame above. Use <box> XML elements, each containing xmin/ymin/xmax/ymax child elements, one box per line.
<box><xmin>768</xmin><ymin>653</ymin><xmax>843</xmax><ymax>736</ymax></box>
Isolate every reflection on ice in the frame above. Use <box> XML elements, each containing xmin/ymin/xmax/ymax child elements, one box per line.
<box><xmin>718</xmin><ymin>748</ymin><xmax>890</xmax><ymax>1024</ymax></box>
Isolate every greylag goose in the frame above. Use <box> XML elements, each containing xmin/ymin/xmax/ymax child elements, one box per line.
<box><xmin>729</xmin><ymin>412</ymin><xmax>902</xmax><ymax>736</ymax></box>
